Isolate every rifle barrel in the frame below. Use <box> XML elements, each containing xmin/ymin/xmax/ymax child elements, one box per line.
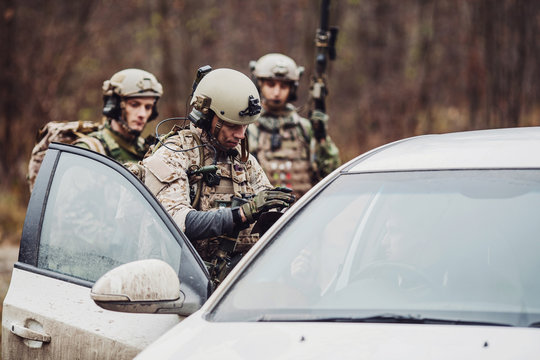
<box><xmin>320</xmin><ymin>0</ymin><xmax>330</xmax><ymax>31</ymax></box>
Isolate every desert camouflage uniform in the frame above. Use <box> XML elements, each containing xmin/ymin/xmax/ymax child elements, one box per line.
<box><xmin>142</xmin><ymin>124</ymin><xmax>272</xmax><ymax>262</ymax></box>
<box><xmin>248</xmin><ymin>104</ymin><xmax>340</xmax><ymax>199</ymax></box>
<box><xmin>74</xmin><ymin>122</ymin><xmax>149</xmax><ymax>164</ymax></box>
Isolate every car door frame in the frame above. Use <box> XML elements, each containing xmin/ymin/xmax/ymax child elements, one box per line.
<box><xmin>22</xmin><ymin>143</ymin><xmax>207</xmax><ymax>271</ymax></box>
<box><xmin>3</xmin><ymin>143</ymin><xmax>211</xmax><ymax>359</ymax></box>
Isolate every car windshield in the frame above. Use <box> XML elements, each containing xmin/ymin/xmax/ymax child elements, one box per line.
<box><xmin>209</xmin><ymin>170</ymin><xmax>540</xmax><ymax>327</ymax></box>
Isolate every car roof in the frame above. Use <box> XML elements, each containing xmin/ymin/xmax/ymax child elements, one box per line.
<box><xmin>346</xmin><ymin>126</ymin><xmax>540</xmax><ymax>172</ymax></box>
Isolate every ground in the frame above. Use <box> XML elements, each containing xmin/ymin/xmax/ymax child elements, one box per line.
<box><xmin>0</xmin><ymin>244</ymin><xmax>20</xmax><ymax>352</ymax></box>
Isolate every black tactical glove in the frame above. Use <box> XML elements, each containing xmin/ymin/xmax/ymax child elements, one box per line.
<box><xmin>241</xmin><ymin>187</ymin><xmax>295</xmax><ymax>223</ymax></box>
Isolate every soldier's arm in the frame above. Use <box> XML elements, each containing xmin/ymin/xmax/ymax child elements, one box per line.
<box><xmin>74</xmin><ymin>141</ymin><xmax>91</xmax><ymax>150</ymax></box>
<box><xmin>143</xmin><ymin>145</ymin><xmax>195</xmax><ymax>231</ymax></box>
<box><xmin>184</xmin><ymin>154</ymin><xmax>277</xmax><ymax>241</ymax></box>
<box><xmin>185</xmin><ymin>154</ymin><xmax>274</xmax><ymax>240</ymax></box>
<box><xmin>73</xmin><ymin>136</ymin><xmax>107</xmax><ymax>155</ymax></box>
<box><xmin>246</xmin><ymin>153</ymin><xmax>273</xmax><ymax>193</ymax></box>
<box><xmin>144</xmin><ymin>144</ymin><xmax>245</xmax><ymax>240</ymax></box>
<box><xmin>299</xmin><ymin>113</ymin><xmax>341</xmax><ymax>180</ymax></box>
<box><xmin>314</xmin><ymin>135</ymin><xmax>341</xmax><ymax>179</ymax></box>
<box><xmin>184</xmin><ymin>209</ymin><xmax>237</xmax><ymax>240</ymax></box>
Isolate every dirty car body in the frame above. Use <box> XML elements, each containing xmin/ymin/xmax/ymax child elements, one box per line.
<box><xmin>135</xmin><ymin>127</ymin><xmax>540</xmax><ymax>359</ymax></box>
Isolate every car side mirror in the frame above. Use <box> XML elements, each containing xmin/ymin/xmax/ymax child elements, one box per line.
<box><xmin>91</xmin><ymin>259</ymin><xmax>189</xmax><ymax>315</ymax></box>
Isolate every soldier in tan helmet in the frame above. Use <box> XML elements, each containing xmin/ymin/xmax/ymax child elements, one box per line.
<box><xmin>74</xmin><ymin>68</ymin><xmax>163</xmax><ymax>164</ymax></box>
<box><xmin>248</xmin><ymin>53</ymin><xmax>340</xmax><ymax>199</ymax></box>
<box><xmin>140</xmin><ymin>68</ymin><xmax>295</xmax><ymax>285</ymax></box>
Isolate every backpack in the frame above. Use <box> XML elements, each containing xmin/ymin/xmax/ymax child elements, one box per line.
<box><xmin>27</xmin><ymin>120</ymin><xmax>104</xmax><ymax>192</ymax></box>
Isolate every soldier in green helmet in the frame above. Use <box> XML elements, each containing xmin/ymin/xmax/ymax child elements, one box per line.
<box><xmin>74</xmin><ymin>68</ymin><xmax>163</xmax><ymax>164</ymax></box>
<box><xmin>248</xmin><ymin>53</ymin><xmax>341</xmax><ymax>199</ymax></box>
<box><xmin>140</xmin><ymin>68</ymin><xmax>295</xmax><ymax>285</ymax></box>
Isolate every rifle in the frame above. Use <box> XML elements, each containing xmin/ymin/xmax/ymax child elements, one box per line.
<box><xmin>309</xmin><ymin>0</ymin><xmax>338</xmax><ymax>141</ymax></box>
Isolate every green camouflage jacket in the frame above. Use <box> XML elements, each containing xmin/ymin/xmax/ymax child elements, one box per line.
<box><xmin>74</xmin><ymin>122</ymin><xmax>149</xmax><ymax>164</ymax></box>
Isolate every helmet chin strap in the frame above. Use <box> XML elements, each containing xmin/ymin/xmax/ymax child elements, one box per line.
<box><xmin>212</xmin><ymin>118</ymin><xmax>224</xmax><ymax>139</ymax></box>
<box><xmin>115</xmin><ymin>101</ymin><xmax>141</xmax><ymax>138</ymax></box>
<box><xmin>207</xmin><ymin>118</ymin><xmax>240</xmax><ymax>157</ymax></box>
<box><xmin>208</xmin><ymin>118</ymin><xmax>228</xmax><ymax>153</ymax></box>
<box><xmin>119</xmin><ymin>118</ymin><xmax>141</xmax><ymax>137</ymax></box>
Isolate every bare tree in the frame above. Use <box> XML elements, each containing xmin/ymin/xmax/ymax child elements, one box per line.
<box><xmin>0</xmin><ymin>0</ymin><xmax>18</xmax><ymax>181</ymax></box>
<box><xmin>4</xmin><ymin>0</ymin><xmax>540</xmax><ymax>194</ymax></box>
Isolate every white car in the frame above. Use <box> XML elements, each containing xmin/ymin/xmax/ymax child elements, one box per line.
<box><xmin>4</xmin><ymin>127</ymin><xmax>540</xmax><ymax>359</ymax></box>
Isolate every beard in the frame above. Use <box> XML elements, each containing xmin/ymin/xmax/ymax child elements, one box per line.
<box><xmin>264</xmin><ymin>98</ymin><xmax>286</xmax><ymax>112</ymax></box>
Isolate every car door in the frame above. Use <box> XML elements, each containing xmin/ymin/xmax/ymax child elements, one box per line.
<box><xmin>2</xmin><ymin>143</ymin><xmax>211</xmax><ymax>360</ymax></box>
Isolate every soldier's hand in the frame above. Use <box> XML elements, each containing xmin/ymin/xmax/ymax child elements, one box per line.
<box><xmin>241</xmin><ymin>187</ymin><xmax>295</xmax><ymax>223</ymax></box>
<box><xmin>310</xmin><ymin>109</ymin><xmax>329</xmax><ymax>142</ymax></box>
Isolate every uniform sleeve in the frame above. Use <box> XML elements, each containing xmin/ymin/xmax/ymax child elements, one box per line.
<box><xmin>73</xmin><ymin>134</ymin><xmax>108</xmax><ymax>155</ymax></box>
<box><xmin>246</xmin><ymin>154</ymin><xmax>273</xmax><ymax>193</ymax></box>
<box><xmin>142</xmin><ymin>144</ymin><xmax>195</xmax><ymax>232</ymax></box>
<box><xmin>313</xmin><ymin>135</ymin><xmax>341</xmax><ymax>179</ymax></box>
<box><xmin>184</xmin><ymin>208</ymin><xmax>235</xmax><ymax>240</ymax></box>
<box><xmin>74</xmin><ymin>141</ymin><xmax>90</xmax><ymax>150</ymax></box>
<box><xmin>298</xmin><ymin>114</ymin><xmax>341</xmax><ymax>180</ymax></box>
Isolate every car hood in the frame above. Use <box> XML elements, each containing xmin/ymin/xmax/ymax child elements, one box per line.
<box><xmin>136</xmin><ymin>311</ymin><xmax>540</xmax><ymax>359</ymax></box>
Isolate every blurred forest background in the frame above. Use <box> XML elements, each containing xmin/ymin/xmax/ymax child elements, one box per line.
<box><xmin>2</xmin><ymin>0</ymin><xmax>540</xmax><ymax>245</ymax></box>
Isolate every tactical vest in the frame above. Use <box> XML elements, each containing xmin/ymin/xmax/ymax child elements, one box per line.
<box><xmin>150</xmin><ymin>129</ymin><xmax>260</xmax><ymax>262</ymax></box>
<box><xmin>253</xmin><ymin>111</ymin><xmax>314</xmax><ymax>198</ymax></box>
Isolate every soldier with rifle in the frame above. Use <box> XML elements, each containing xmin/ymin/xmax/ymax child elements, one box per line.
<box><xmin>247</xmin><ymin>2</ymin><xmax>340</xmax><ymax>199</ymax></box>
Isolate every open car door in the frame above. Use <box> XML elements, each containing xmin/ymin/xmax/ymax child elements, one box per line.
<box><xmin>2</xmin><ymin>143</ymin><xmax>211</xmax><ymax>360</ymax></box>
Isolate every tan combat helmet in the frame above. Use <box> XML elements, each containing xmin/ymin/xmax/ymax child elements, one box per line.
<box><xmin>190</xmin><ymin>68</ymin><xmax>261</xmax><ymax>160</ymax></box>
<box><xmin>191</xmin><ymin>68</ymin><xmax>261</xmax><ymax>126</ymax></box>
<box><xmin>249</xmin><ymin>53</ymin><xmax>304</xmax><ymax>101</ymax></box>
<box><xmin>102</xmin><ymin>68</ymin><xmax>163</xmax><ymax>98</ymax></box>
<box><xmin>102</xmin><ymin>68</ymin><xmax>163</xmax><ymax>122</ymax></box>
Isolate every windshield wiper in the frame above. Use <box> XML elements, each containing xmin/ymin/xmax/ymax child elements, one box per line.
<box><xmin>336</xmin><ymin>314</ymin><xmax>511</xmax><ymax>327</ymax></box>
<box><xmin>256</xmin><ymin>313</ymin><xmax>511</xmax><ymax>327</ymax></box>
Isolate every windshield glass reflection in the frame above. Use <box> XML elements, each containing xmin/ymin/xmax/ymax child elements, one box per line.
<box><xmin>210</xmin><ymin>170</ymin><xmax>540</xmax><ymax>326</ymax></box>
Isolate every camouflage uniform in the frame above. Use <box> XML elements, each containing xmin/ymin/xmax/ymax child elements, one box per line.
<box><xmin>248</xmin><ymin>104</ymin><xmax>340</xmax><ymax>199</ymax></box>
<box><xmin>142</xmin><ymin>124</ymin><xmax>272</xmax><ymax>263</ymax></box>
<box><xmin>74</xmin><ymin>122</ymin><xmax>149</xmax><ymax>164</ymax></box>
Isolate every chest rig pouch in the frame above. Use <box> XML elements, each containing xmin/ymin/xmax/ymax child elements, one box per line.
<box><xmin>198</xmin><ymin>156</ymin><xmax>257</xmax><ymax>286</ymax></box>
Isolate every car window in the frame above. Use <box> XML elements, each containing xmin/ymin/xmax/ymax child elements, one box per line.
<box><xmin>38</xmin><ymin>152</ymin><xmax>181</xmax><ymax>282</ymax></box>
<box><xmin>210</xmin><ymin>170</ymin><xmax>540</xmax><ymax>327</ymax></box>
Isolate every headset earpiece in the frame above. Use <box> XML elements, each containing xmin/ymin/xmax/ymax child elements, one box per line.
<box><xmin>288</xmin><ymin>82</ymin><xmax>298</xmax><ymax>102</ymax></box>
<box><xmin>188</xmin><ymin>107</ymin><xmax>213</xmax><ymax>131</ymax></box>
<box><xmin>188</xmin><ymin>95</ymin><xmax>213</xmax><ymax>131</ymax></box>
<box><xmin>149</xmin><ymin>98</ymin><xmax>159</xmax><ymax>121</ymax></box>
<box><xmin>102</xmin><ymin>94</ymin><xmax>121</xmax><ymax>120</ymax></box>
